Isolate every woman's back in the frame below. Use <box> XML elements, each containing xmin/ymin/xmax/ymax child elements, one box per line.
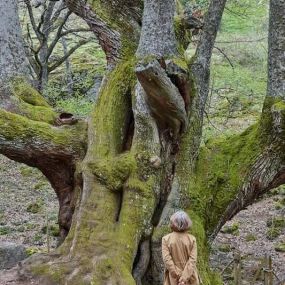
<box><xmin>162</xmin><ymin>232</ymin><xmax>196</xmax><ymax>271</ymax></box>
<box><xmin>162</xmin><ymin>231</ymin><xmax>199</xmax><ymax>285</ymax></box>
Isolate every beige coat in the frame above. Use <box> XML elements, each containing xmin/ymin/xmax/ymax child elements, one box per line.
<box><xmin>162</xmin><ymin>232</ymin><xmax>200</xmax><ymax>285</ymax></box>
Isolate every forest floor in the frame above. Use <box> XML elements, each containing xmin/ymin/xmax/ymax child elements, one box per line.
<box><xmin>210</xmin><ymin>192</ymin><xmax>285</xmax><ymax>284</ymax></box>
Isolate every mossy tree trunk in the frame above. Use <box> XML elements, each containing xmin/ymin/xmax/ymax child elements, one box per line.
<box><xmin>0</xmin><ymin>0</ymin><xmax>284</xmax><ymax>285</ymax></box>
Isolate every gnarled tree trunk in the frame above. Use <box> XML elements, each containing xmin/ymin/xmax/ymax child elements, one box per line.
<box><xmin>0</xmin><ymin>0</ymin><xmax>284</xmax><ymax>284</ymax></box>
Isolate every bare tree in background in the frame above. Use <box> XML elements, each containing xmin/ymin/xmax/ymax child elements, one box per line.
<box><xmin>22</xmin><ymin>0</ymin><xmax>93</xmax><ymax>90</ymax></box>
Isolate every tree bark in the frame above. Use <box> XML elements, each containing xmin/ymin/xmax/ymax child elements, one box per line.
<box><xmin>1</xmin><ymin>0</ymin><xmax>285</xmax><ymax>285</ymax></box>
<box><xmin>0</xmin><ymin>0</ymin><xmax>30</xmax><ymax>81</ymax></box>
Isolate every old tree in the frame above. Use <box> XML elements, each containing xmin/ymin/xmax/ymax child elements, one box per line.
<box><xmin>0</xmin><ymin>0</ymin><xmax>284</xmax><ymax>284</ymax></box>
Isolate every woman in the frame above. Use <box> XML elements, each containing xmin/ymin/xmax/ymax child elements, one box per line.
<box><xmin>162</xmin><ymin>211</ymin><xmax>200</xmax><ymax>285</ymax></box>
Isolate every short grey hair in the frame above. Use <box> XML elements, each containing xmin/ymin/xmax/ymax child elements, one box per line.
<box><xmin>170</xmin><ymin>211</ymin><xmax>192</xmax><ymax>232</ymax></box>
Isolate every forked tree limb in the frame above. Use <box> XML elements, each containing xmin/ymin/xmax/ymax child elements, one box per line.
<box><xmin>136</xmin><ymin>60</ymin><xmax>188</xmax><ymax>136</ymax></box>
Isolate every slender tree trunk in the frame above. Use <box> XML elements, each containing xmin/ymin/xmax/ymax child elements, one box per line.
<box><xmin>61</xmin><ymin>36</ymin><xmax>74</xmax><ymax>97</ymax></box>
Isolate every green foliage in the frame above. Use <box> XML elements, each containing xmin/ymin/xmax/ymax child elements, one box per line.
<box><xmin>217</xmin><ymin>244</ymin><xmax>231</xmax><ymax>252</ymax></box>
<box><xmin>266</xmin><ymin>227</ymin><xmax>281</xmax><ymax>240</ymax></box>
<box><xmin>245</xmin><ymin>233</ymin><xmax>257</xmax><ymax>242</ymax></box>
<box><xmin>220</xmin><ymin>0</ymin><xmax>267</xmax><ymax>35</ymax></box>
<box><xmin>27</xmin><ymin>200</ymin><xmax>43</xmax><ymax>214</ymax></box>
<box><xmin>26</xmin><ymin>247</ymin><xmax>41</xmax><ymax>256</ymax></box>
<box><xmin>266</xmin><ymin>217</ymin><xmax>285</xmax><ymax>228</ymax></box>
<box><xmin>221</xmin><ymin>223</ymin><xmax>239</xmax><ymax>235</ymax></box>
<box><xmin>201</xmin><ymin>0</ymin><xmax>268</xmax><ymax>140</ymax></box>
<box><xmin>41</xmin><ymin>224</ymin><xmax>60</xmax><ymax>237</ymax></box>
<box><xmin>55</xmin><ymin>96</ymin><xmax>93</xmax><ymax>117</ymax></box>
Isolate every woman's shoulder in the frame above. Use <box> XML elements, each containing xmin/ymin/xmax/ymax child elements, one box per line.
<box><xmin>162</xmin><ymin>232</ymin><xmax>173</xmax><ymax>241</ymax></box>
<box><xmin>186</xmin><ymin>233</ymin><xmax>197</xmax><ymax>241</ymax></box>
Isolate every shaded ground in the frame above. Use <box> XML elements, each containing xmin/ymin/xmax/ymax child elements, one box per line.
<box><xmin>0</xmin><ymin>155</ymin><xmax>59</xmax><ymax>253</ymax></box>
<box><xmin>210</xmin><ymin>191</ymin><xmax>285</xmax><ymax>284</ymax></box>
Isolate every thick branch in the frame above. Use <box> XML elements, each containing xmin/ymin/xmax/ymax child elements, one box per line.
<box><xmin>136</xmin><ymin>60</ymin><xmax>187</xmax><ymax>135</ymax></box>
<box><xmin>65</xmin><ymin>0</ymin><xmax>121</xmax><ymax>65</ymax></box>
<box><xmin>0</xmin><ymin>109</ymin><xmax>87</xmax><ymax>167</ymax></box>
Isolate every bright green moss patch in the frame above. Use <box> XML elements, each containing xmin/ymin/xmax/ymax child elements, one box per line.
<box><xmin>188</xmin><ymin>124</ymin><xmax>262</xmax><ymax>233</ymax></box>
<box><xmin>89</xmin><ymin>58</ymin><xmax>136</xmax><ymax>157</ymax></box>
<box><xmin>88</xmin><ymin>153</ymin><xmax>136</xmax><ymax>190</ymax></box>
<box><xmin>0</xmin><ymin>109</ymin><xmax>87</xmax><ymax>157</ymax></box>
<box><xmin>8</xmin><ymin>78</ymin><xmax>58</xmax><ymax>124</ymax></box>
<box><xmin>11</xmin><ymin>79</ymin><xmax>49</xmax><ymax>107</ymax></box>
<box><xmin>19</xmin><ymin>101</ymin><xmax>57</xmax><ymax>124</ymax></box>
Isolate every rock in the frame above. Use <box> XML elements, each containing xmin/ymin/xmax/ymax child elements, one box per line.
<box><xmin>0</xmin><ymin>242</ymin><xmax>28</xmax><ymax>269</ymax></box>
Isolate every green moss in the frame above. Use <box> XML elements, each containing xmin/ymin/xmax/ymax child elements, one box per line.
<box><xmin>31</xmin><ymin>263</ymin><xmax>71</xmax><ymax>284</ymax></box>
<box><xmin>0</xmin><ymin>109</ymin><xmax>87</xmax><ymax>157</ymax></box>
<box><xmin>174</xmin><ymin>16</ymin><xmax>192</xmax><ymax>52</ymax></box>
<box><xmin>34</xmin><ymin>181</ymin><xmax>48</xmax><ymax>191</ymax></box>
<box><xmin>26</xmin><ymin>247</ymin><xmax>41</xmax><ymax>256</ymax></box>
<box><xmin>88</xmin><ymin>152</ymin><xmax>136</xmax><ymax>190</ymax></box>
<box><xmin>9</xmin><ymin>78</ymin><xmax>58</xmax><ymax>124</ymax></box>
<box><xmin>20</xmin><ymin>166</ymin><xmax>34</xmax><ymax>177</ymax></box>
<box><xmin>188</xmin><ymin>124</ymin><xmax>262</xmax><ymax>233</ymax></box>
<box><xmin>88</xmin><ymin>58</ymin><xmax>136</xmax><ymax>157</ymax></box>
<box><xmin>221</xmin><ymin>223</ymin><xmax>239</xmax><ymax>235</ymax></box>
<box><xmin>87</xmin><ymin>0</ymin><xmax>141</xmax><ymax>52</ymax></box>
<box><xmin>11</xmin><ymin>79</ymin><xmax>49</xmax><ymax>107</ymax></box>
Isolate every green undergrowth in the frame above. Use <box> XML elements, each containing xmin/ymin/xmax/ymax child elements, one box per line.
<box><xmin>201</xmin><ymin>0</ymin><xmax>268</xmax><ymax>140</ymax></box>
<box><xmin>188</xmin><ymin>123</ymin><xmax>262</xmax><ymax>234</ymax></box>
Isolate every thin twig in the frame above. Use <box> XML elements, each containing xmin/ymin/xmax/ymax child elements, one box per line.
<box><xmin>213</xmin><ymin>46</ymin><xmax>234</xmax><ymax>68</ymax></box>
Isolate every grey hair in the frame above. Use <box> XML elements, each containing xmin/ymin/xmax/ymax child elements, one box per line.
<box><xmin>170</xmin><ymin>211</ymin><xmax>192</xmax><ymax>232</ymax></box>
